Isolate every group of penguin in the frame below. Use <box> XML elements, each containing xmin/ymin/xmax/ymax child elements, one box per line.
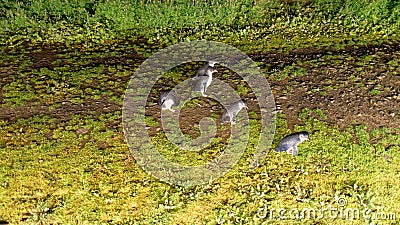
<box><xmin>159</xmin><ymin>61</ymin><xmax>248</xmax><ymax>124</ymax></box>
<box><xmin>158</xmin><ymin>61</ymin><xmax>310</xmax><ymax>156</ymax></box>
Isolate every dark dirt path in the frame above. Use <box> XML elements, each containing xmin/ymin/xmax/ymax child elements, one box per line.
<box><xmin>257</xmin><ymin>44</ymin><xmax>400</xmax><ymax>132</ymax></box>
<box><xmin>0</xmin><ymin>40</ymin><xmax>399</xmax><ymax>137</ymax></box>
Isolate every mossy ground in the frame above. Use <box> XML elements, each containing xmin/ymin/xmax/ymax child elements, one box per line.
<box><xmin>1</xmin><ymin>0</ymin><xmax>400</xmax><ymax>224</ymax></box>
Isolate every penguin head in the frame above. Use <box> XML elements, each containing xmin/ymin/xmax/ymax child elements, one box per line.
<box><xmin>239</xmin><ymin>99</ymin><xmax>248</xmax><ymax>109</ymax></box>
<box><xmin>205</xmin><ymin>67</ymin><xmax>218</xmax><ymax>76</ymax></box>
<box><xmin>298</xmin><ymin>131</ymin><xmax>310</xmax><ymax>142</ymax></box>
<box><xmin>208</xmin><ymin>61</ymin><xmax>218</xmax><ymax>67</ymax></box>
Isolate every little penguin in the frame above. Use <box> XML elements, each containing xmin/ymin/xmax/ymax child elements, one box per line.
<box><xmin>193</xmin><ymin>61</ymin><xmax>218</xmax><ymax>78</ymax></box>
<box><xmin>193</xmin><ymin>67</ymin><xmax>217</xmax><ymax>97</ymax></box>
<box><xmin>275</xmin><ymin>131</ymin><xmax>310</xmax><ymax>156</ymax></box>
<box><xmin>160</xmin><ymin>90</ymin><xmax>180</xmax><ymax>112</ymax></box>
<box><xmin>221</xmin><ymin>99</ymin><xmax>248</xmax><ymax>124</ymax></box>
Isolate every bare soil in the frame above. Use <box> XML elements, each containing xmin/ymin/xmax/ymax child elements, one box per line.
<box><xmin>1</xmin><ymin>40</ymin><xmax>399</xmax><ymax>139</ymax></box>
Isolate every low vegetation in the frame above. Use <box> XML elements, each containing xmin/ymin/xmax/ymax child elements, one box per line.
<box><xmin>1</xmin><ymin>0</ymin><xmax>399</xmax><ymax>49</ymax></box>
<box><xmin>0</xmin><ymin>0</ymin><xmax>400</xmax><ymax>224</ymax></box>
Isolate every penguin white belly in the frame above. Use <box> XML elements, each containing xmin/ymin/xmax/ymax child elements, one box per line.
<box><xmin>205</xmin><ymin>75</ymin><xmax>212</xmax><ymax>90</ymax></box>
<box><xmin>162</xmin><ymin>99</ymin><xmax>174</xmax><ymax>110</ymax></box>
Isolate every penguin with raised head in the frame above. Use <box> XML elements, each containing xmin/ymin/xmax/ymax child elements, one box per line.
<box><xmin>193</xmin><ymin>61</ymin><xmax>218</xmax><ymax>78</ymax></box>
<box><xmin>193</xmin><ymin>67</ymin><xmax>217</xmax><ymax>97</ymax></box>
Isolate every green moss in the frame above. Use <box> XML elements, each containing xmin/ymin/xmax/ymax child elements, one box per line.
<box><xmin>1</xmin><ymin>0</ymin><xmax>400</xmax><ymax>49</ymax></box>
<box><xmin>1</xmin><ymin>1</ymin><xmax>400</xmax><ymax>223</ymax></box>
